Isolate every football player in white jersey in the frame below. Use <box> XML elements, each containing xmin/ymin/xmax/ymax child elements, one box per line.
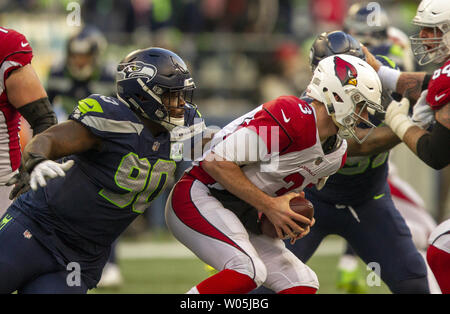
<box><xmin>0</xmin><ymin>28</ymin><xmax>57</xmax><ymax>216</ymax></box>
<box><xmin>165</xmin><ymin>55</ymin><xmax>384</xmax><ymax>294</ymax></box>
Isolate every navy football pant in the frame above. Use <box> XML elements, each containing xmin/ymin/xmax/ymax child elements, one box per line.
<box><xmin>253</xmin><ymin>185</ymin><xmax>429</xmax><ymax>294</ymax></box>
<box><xmin>0</xmin><ymin>212</ymin><xmax>88</xmax><ymax>294</ymax></box>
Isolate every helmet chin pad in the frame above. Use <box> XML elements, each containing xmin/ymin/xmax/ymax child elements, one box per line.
<box><xmin>158</xmin><ymin>116</ymin><xmax>185</xmax><ymax>131</ymax></box>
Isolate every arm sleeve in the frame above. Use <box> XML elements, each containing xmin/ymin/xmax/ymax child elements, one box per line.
<box><xmin>416</xmin><ymin>120</ymin><xmax>450</xmax><ymax>170</ymax></box>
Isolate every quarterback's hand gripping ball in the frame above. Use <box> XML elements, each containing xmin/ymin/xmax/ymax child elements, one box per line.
<box><xmin>260</xmin><ymin>196</ymin><xmax>314</xmax><ymax>240</ymax></box>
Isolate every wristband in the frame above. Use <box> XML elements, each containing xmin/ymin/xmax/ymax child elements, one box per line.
<box><xmin>23</xmin><ymin>153</ymin><xmax>48</xmax><ymax>173</ymax></box>
<box><xmin>390</xmin><ymin>115</ymin><xmax>415</xmax><ymax>140</ymax></box>
<box><xmin>377</xmin><ymin>65</ymin><xmax>401</xmax><ymax>92</ymax></box>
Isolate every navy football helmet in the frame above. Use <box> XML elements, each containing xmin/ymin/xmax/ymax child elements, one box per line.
<box><xmin>116</xmin><ymin>47</ymin><xmax>196</xmax><ymax>130</ymax></box>
<box><xmin>343</xmin><ymin>2</ymin><xmax>389</xmax><ymax>48</ymax></box>
<box><xmin>310</xmin><ymin>31</ymin><xmax>365</xmax><ymax>72</ymax></box>
<box><xmin>66</xmin><ymin>25</ymin><xmax>107</xmax><ymax>81</ymax></box>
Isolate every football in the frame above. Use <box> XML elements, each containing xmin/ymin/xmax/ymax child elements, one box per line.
<box><xmin>260</xmin><ymin>196</ymin><xmax>314</xmax><ymax>238</ymax></box>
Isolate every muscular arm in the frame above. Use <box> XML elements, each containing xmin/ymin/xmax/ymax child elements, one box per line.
<box><xmin>362</xmin><ymin>46</ymin><xmax>427</xmax><ymax>102</ymax></box>
<box><xmin>5</xmin><ymin>64</ymin><xmax>48</xmax><ymax>108</ymax></box>
<box><xmin>6</xmin><ymin>64</ymin><xmax>57</xmax><ymax>135</ymax></box>
<box><xmin>347</xmin><ymin>125</ymin><xmax>401</xmax><ymax>156</ymax></box>
<box><xmin>395</xmin><ymin>72</ymin><xmax>427</xmax><ymax>103</ymax></box>
<box><xmin>404</xmin><ymin>103</ymin><xmax>450</xmax><ymax>170</ymax></box>
<box><xmin>23</xmin><ymin>120</ymin><xmax>102</xmax><ymax>162</ymax></box>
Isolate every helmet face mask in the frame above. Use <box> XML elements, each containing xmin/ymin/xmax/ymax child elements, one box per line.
<box><xmin>410</xmin><ymin>0</ymin><xmax>450</xmax><ymax>65</ymax></box>
<box><xmin>410</xmin><ymin>25</ymin><xmax>450</xmax><ymax>65</ymax></box>
<box><xmin>116</xmin><ymin>48</ymin><xmax>196</xmax><ymax>131</ymax></box>
<box><xmin>331</xmin><ymin>95</ymin><xmax>378</xmax><ymax>143</ymax></box>
<box><xmin>306</xmin><ymin>55</ymin><xmax>382</xmax><ymax>144</ymax></box>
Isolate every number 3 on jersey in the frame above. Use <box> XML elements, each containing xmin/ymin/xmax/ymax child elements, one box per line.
<box><xmin>99</xmin><ymin>152</ymin><xmax>176</xmax><ymax>213</ymax></box>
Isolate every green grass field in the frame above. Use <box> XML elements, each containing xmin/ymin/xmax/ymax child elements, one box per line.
<box><xmin>90</xmin><ymin>233</ymin><xmax>391</xmax><ymax>294</ymax></box>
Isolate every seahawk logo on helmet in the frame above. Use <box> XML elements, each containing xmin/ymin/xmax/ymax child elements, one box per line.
<box><xmin>117</xmin><ymin>61</ymin><xmax>157</xmax><ymax>83</ymax></box>
<box><xmin>115</xmin><ymin>47</ymin><xmax>197</xmax><ymax>131</ymax></box>
<box><xmin>334</xmin><ymin>56</ymin><xmax>358</xmax><ymax>87</ymax></box>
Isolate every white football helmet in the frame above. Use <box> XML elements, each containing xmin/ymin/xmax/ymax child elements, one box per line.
<box><xmin>410</xmin><ymin>0</ymin><xmax>450</xmax><ymax>65</ymax></box>
<box><xmin>306</xmin><ymin>54</ymin><xmax>383</xmax><ymax>144</ymax></box>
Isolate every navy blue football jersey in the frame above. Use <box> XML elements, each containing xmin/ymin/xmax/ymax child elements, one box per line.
<box><xmin>306</xmin><ymin>114</ymin><xmax>388</xmax><ymax>206</ymax></box>
<box><xmin>9</xmin><ymin>94</ymin><xmax>202</xmax><ymax>286</ymax></box>
<box><xmin>44</xmin><ymin>94</ymin><xmax>179</xmax><ymax>244</ymax></box>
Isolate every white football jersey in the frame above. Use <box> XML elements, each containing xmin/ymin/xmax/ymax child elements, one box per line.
<box><xmin>0</xmin><ymin>27</ymin><xmax>33</xmax><ymax>184</ymax></box>
<box><xmin>188</xmin><ymin>95</ymin><xmax>347</xmax><ymax>196</ymax></box>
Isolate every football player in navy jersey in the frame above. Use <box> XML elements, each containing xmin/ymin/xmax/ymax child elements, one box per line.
<box><xmin>252</xmin><ymin>31</ymin><xmax>431</xmax><ymax>294</ymax></box>
<box><xmin>0</xmin><ymin>47</ymin><xmax>203</xmax><ymax>293</ymax></box>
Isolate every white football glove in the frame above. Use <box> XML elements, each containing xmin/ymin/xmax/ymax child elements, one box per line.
<box><xmin>29</xmin><ymin>159</ymin><xmax>75</xmax><ymax>191</ymax></box>
<box><xmin>385</xmin><ymin>98</ymin><xmax>415</xmax><ymax>140</ymax></box>
<box><xmin>412</xmin><ymin>90</ymin><xmax>435</xmax><ymax>129</ymax></box>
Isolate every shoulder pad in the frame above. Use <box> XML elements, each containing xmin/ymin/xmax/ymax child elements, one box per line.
<box><xmin>70</xmin><ymin>94</ymin><xmax>144</xmax><ymax>138</ymax></box>
<box><xmin>426</xmin><ymin>61</ymin><xmax>450</xmax><ymax>110</ymax></box>
<box><xmin>0</xmin><ymin>27</ymin><xmax>33</xmax><ymax>65</ymax></box>
<box><xmin>262</xmin><ymin>96</ymin><xmax>318</xmax><ymax>153</ymax></box>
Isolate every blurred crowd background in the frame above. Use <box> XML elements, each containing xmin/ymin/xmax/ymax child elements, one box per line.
<box><xmin>0</xmin><ymin>0</ymin><xmax>448</xmax><ymax>232</ymax></box>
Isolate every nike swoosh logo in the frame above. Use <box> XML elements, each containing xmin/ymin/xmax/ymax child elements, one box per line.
<box><xmin>20</xmin><ymin>41</ymin><xmax>29</xmax><ymax>47</ymax></box>
<box><xmin>281</xmin><ymin>109</ymin><xmax>290</xmax><ymax>123</ymax></box>
<box><xmin>435</xmin><ymin>93</ymin><xmax>446</xmax><ymax>102</ymax></box>
<box><xmin>81</xmin><ymin>100</ymin><xmax>94</xmax><ymax>109</ymax></box>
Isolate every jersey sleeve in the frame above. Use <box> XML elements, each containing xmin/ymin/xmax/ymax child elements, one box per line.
<box><xmin>244</xmin><ymin>96</ymin><xmax>317</xmax><ymax>155</ymax></box>
<box><xmin>68</xmin><ymin>94</ymin><xmax>143</xmax><ymax>143</ymax></box>
<box><xmin>0</xmin><ymin>28</ymin><xmax>33</xmax><ymax>89</ymax></box>
<box><xmin>426</xmin><ymin>61</ymin><xmax>450</xmax><ymax>110</ymax></box>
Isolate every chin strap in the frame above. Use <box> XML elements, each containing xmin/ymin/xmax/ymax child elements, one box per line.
<box><xmin>158</xmin><ymin>116</ymin><xmax>185</xmax><ymax>131</ymax></box>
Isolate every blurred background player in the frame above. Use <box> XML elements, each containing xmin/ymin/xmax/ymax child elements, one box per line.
<box><xmin>343</xmin><ymin>2</ymin><xmax>415</xmax><ymax>72</ymax></box>
<box><xmin>46</xmin><ymin>25</ymin><xmax>115</xmax><ymax>122</ymax></box>
<box><xmin>0</xmin><ymin>27</ymin><xmax>57</xmax><ymax>217</ymax></box>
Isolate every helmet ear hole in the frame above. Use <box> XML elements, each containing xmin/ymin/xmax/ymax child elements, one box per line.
<box><xmin>333</xmin><ymin>93</ymin><xmax>343</xmax><ymax>102</ymax></box>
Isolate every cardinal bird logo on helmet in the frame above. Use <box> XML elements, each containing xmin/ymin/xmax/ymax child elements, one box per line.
<box><xmin>334</xmin><ymin>56</ymin><xmax>358</xmax><ymax>87</ymax></box>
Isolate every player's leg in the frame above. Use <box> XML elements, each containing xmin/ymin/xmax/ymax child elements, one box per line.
<box><xmin>97</xmin><ymin>239</ymin><xmax>123</xmax><ymax>288</ymax></box>
<box><xmin>392</xmin><ymin>197</ymin><xmax>441</xmax><ymax>293</ymax></box>
<box><xmin>18</xmin><ymin>271</ymin><xmax>88</xmax><ymax>294</ymax></box>
<box><xmin>427</xmin><ymin>241</ymin><xmax>450</xmax><ymax>294</ymax></box>
<box><xmin>165</xmin><ymin>177</ymin><xmax>267</xmax><ymax>294</ymax></box>
<box><xmin>0</xmin><ymin>210</ymin><xmax>62</xmax><ymax>293</ymax></box>
<box><xmin>249</xmin><ymin>233</ymin><xmax>319</xmax><ymax>294</ymax></box>
<box><xmin>336</xmin><ymin>243</ymin><xmax>367</xmax><ymax>293</ymax></box>
<box><xmin>344</xmin><ymin>187</ymin><xmax>429</xmax><ymax>294</ymax></box>
<box><xmin>250</xmin><ymin>192</ymin><xmax>333</xmax><ymax>294</ymax></box>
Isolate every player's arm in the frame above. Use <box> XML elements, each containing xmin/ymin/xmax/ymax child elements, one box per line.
<box><xmin>23</xmin><ymin>120</ymin><xmax>102</xmax><ymax>161</ymax></box>
<box><xmin>6</xmin><ymin>64</ymin><xmax>57</xmax><ymax>134</ymax></box>
<box><xmin>201</xmin><ymin>153</ymin><xmax>310</xmax><ymax>240</ymax></box>
<box><xmin>386</xmin><ymin>98</ymin><xmax>450</xmax><ymax>170</ymax></box>
<box><xmin>408</xmin><ymin>103</ymin><xmax>450</xmax><ymax>169</ymax></box>
<box><xmin>201</xmin><ymin>127</ymin><xmax>312</xmax><ymax>240</ymax></box>
<box><xmin>362</xmin><ymin>46</ymin><xmax>427</xmax><ymax>102</ymax></box>
<box><xmin>8</xmin><ymin>120</ymin><xmax>102</xmax><ymax>193</ymax></box>
<box><xmin>347</xmin><ymin>125</ymin><xmax>401</xmax><ymax>156</ymax></box>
